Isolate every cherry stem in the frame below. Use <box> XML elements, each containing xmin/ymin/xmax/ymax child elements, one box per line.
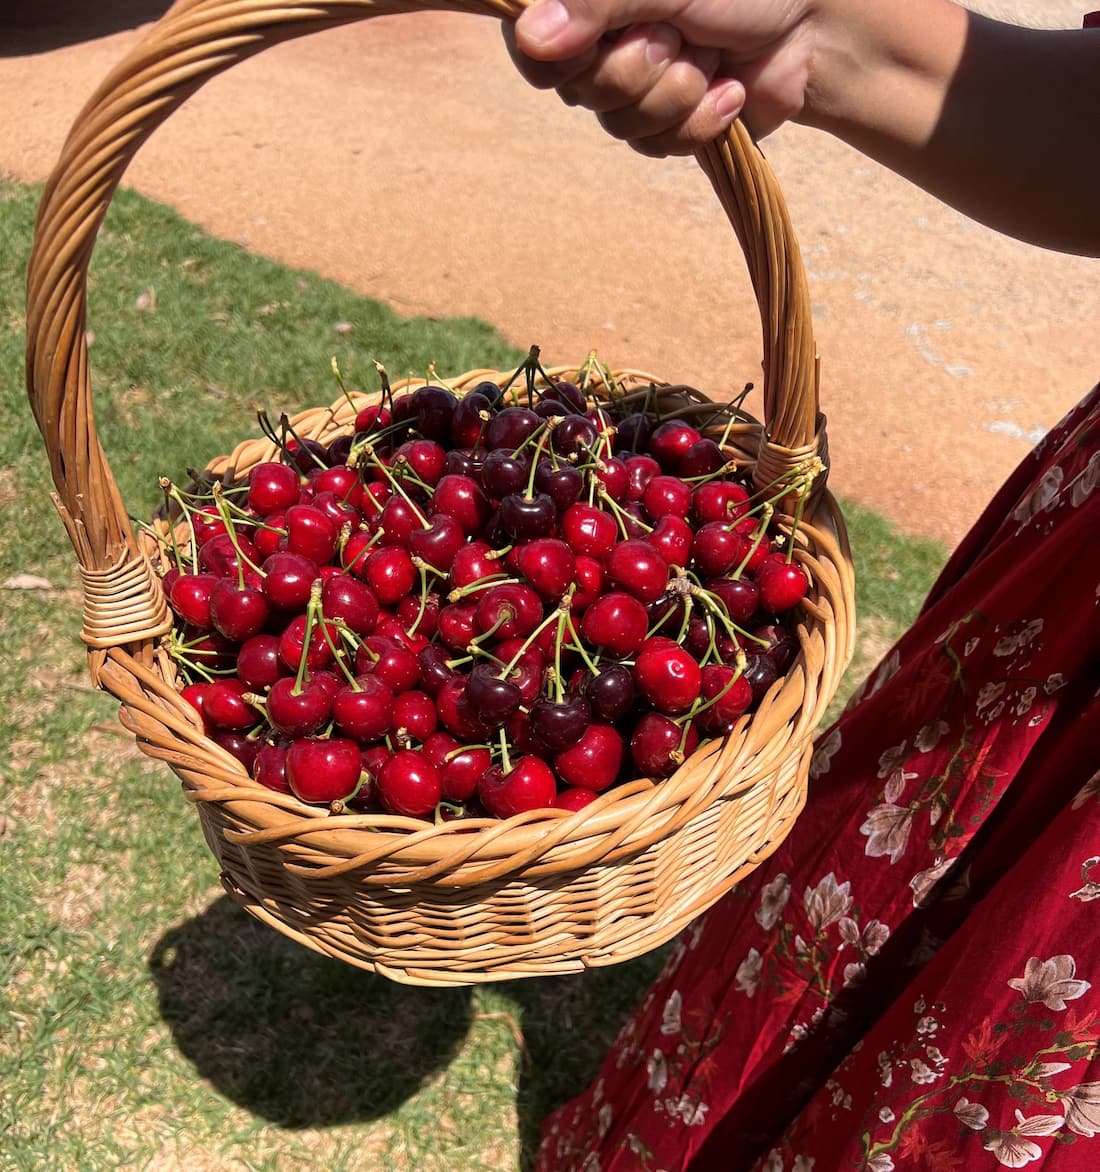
<box><xmin>597</xmin><ymin>486</ymin><xmax>653</xmax><ymax>536</ymax></box>
<box><xmin>498</xmin><ymin>727</ymin><xmax>513</xmax><ymax>773</ymax></box>
<box><xmin>330</xmin><ymin>356</ymin><xmax>358</xmax><ymax>413</ymax></box>
<box><xmin>447</xmin><ymin>572</ymin><xmax>512</xmax><ymax>603</ymax></box>
<box><xmin>211</xmin><ymin>483</ymin><xmax>261</xmax><ymax>587</ymax></box>
<box><xmin>357</xmin><ymin>444</ymin><xmax>429</xmax><ymax>528</ymax></box>
<box><xmin>731</xmin><ymin>503</ymin><xmax>774</xmax><ymax>580</ymax></box>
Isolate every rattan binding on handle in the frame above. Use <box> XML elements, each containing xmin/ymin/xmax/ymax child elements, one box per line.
<box><xmin>25</xmin><ymin>0</ymin><xmax>853</xmax><ymax>985</ymax></box>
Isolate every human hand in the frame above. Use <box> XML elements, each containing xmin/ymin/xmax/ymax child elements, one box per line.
<box><xmin>506</xmin><ymin>0</ymin><xmax>818</xmax><ymax>155</ymax></box>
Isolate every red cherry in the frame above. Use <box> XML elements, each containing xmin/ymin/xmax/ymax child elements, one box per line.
<box><xmin>262</xmin><ymin>551</ymin><xmax>319</xmax><ymax>612</ymax></box>
<box><xmin>429</xmin><ymin>474</ymin><xmax>492</xmax><ymax>535</ymax></box>
<box><xmin>286</xmin><ymin>737</ymin><xmax>363</xmax><ymax>804</ymax></box>
<box><xmin>209</xmin><ymin>578</ymin><xmax>270</xmax><ymax>642</ymax></box>
<box><xmin>332</xmin><ymin>676</ymin><xmax>394</xmax><ymax>741</ymax></box>
<box><xmin>362</xmin><ymin>546</ymin><xmax>418</xmax><ymax>606</ymax></box>
<box><xmin>553</xmin><ymin>788</ymin><xmax>599</xmax><ymax>812</ymax></box>
<box><xmin>633</xmin><ymin>642</ymin><xmax>703</xmax><ymax>715</ymax></box>
<box><xmin>253</xmin><ymin>742</ymin><xmax>293</xmax><ymax>794</ymax></box>
<box><xmin>648</xmin><ymin>419</ymin><xmax>702</xmax><ymax>470</ymax></box>
<box><xmin>571</xmin><ymin>555</ymin><xmax>605</xmax><ymax>613</ymax></box>
<box><xmin>169</xmin><ymin>572</ymin><xmax>218</xmax><ymax>628</ymax></box>
<box><xmin>392</xmin><ymin>690</ymin><xmax>438</xmax><ymax>739</ymax></box>
<box><xmin>202</xmin><ymin>678</ymin><xmax>262</xmax><ymax>731</ymax></box>
<box><xmin>356</xmin><ymin>635</ymin><xmax>421</xmax><ymax>692</ymax></box>
<box><xmin>692</xmin><ymin>522</ymin><xmax>750</xmax><ymax>578</ymax></box>
<box><xmin>755</xmin><ymin>556</ymin><xmax>810</xmax><ymax>613</ymax></box>
<box><xmin>282</xmin><ymin>504</ymin><xmax>339</xmax><ymax>565</ymax></box>
<box><xmin>516</xmin><ymin>538</ymin><xmax>576</xmax><ymax>602</ymax></box>
<box><xmin>408</xmin><ymin>513</ymin><xmax>465</xmax><ymax>573</ymax></box>
<box><xmin>377</xmin><ymin>749</ymin><xmax>443</xmax><ymax>817</ymax></box>
<box><xmin>394</xmin><ymin>438</ymin><xmax>447</xmax><ymax>487</ymax></box>
<box><xmin>642</xmin><ymin>474</ymin><xmax>692</xmax><ymax>521</ymax></box>
<box><xmin>623</xmin><ymin>454</ymin><xmax>661</xmax><ymax>501</ymax></box>
<box><xmin>478</xmin><ymin>756</ymin><xmax>557</xmax><ymax>818</ymax></box>
<box><xmin>560</xmin><ymin>503</ymin><xmax>617</xmax><ymax>560</ymax></box>
<box><xmin>580</xmin><ymin>592</ymin><xmax>649</xmax><ymax>657</ymax></box>
<box><xmin>691</xmin><ymin>481</ymin><xmax>750</xmax><ymax>526</ymax></box>
<box><xmin>630</xmin><ymin>712</ymin><xmax>698</xmax><ymax>778</ymax></box>
<box><xmin>677</xmin><ymin>437</ymin><xmax>726</xmax><ymax>478</ymax></box>
<box><xmin>553</xmin><ymin>724</ymin><xmax>624</xmax><ymax>791</ymax></box>
<box><xmin>248</xmin><ymin>461</ymin><xmax>302</xmax><ymax>514</ymax></box>
<box><xmin>236</xmin><ymin>634</ymin><xmax>284</xmax><ymax>690</ymax></box>
<box><xmin>697</xmin><ymin>664</ymin><xmax>754</xmax><ymax>734</ymax></box>
<box><xmin>266</xmin><ymin>676</ymin><xmax>333</xmax><ymax>737</ymax></box>
<box><xmin>321</xmin><ymin>575</ymin><xmax>379</xmax><ymax>634</ymax></box>
<box><xmin>607</xmin><ymin>538</ymin><xmax>670</xmax><ymax>604</ymax></box>
<box><xmin>645</xmin><ymin>514</ymin><xmax>693</xmax><ymax>568</ymax></box>
<box><xmin>475</xmin><ymin>583</ymin><xmax>543</xmax><ymax>640</ymax></box>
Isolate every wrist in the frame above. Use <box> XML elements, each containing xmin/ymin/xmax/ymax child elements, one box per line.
<box><xmin>799</xmin><ymin>0</ymin><xmax>968</xmax><ymax>152</ymax></box>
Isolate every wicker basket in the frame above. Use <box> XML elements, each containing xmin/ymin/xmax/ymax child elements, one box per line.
<box><xmin>25</xmin><ymin>0</ymin><xmax>855</xmax><ymax>986</ymax></box>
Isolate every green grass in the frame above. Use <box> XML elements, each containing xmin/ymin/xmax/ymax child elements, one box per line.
<box><xmin>0</xmin><ymin>178</ymin><xmax>946</xmax><ymax>1170</ymax></box>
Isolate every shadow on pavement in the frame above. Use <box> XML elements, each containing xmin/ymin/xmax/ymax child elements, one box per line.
<box><xmin>1</xmin><ymin>0</ymin><xmax>173</xmax><ymax>55</ymax></box>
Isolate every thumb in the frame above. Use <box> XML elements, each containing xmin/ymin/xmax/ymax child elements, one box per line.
<box><xmin>514</xmin><ymin>0</ymin><xmax>640</xmax><ymax>60</ymax></box>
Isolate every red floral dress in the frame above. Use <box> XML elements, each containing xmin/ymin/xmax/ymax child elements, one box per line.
<box><xmin>537</xmin><ymin>378</ymin><xmax>1100</xmax><ymax>1172</ymax></box>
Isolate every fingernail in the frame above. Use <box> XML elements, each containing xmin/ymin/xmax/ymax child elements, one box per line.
<box><xmin>714</xmin><ymin>81</ymin><xmax>744</xmax><ymax>122</ymax></box>
<box><xmin>645</xmin><ymin>27</ymin><xmax>678</xmax><ymax>68</ymax></box>
<box><xmin>521</xmin><ymin>0</ymin><xmax>569</xmax><ymax>46</ymax></box>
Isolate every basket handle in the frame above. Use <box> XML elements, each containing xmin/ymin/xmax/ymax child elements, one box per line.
<box><xmin>25</xmin><ymin>0</ymin><xmax>821</xmax><ymax>651</ymax></box>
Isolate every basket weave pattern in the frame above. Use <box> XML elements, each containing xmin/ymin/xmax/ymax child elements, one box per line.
<box><xmin>26</xmin><ymin>0</ymin><xmax>855</xmax><ymax>985</ymax></box>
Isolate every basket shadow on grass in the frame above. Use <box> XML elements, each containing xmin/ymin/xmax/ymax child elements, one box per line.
<box><xmin>148</xmin><ymin>892</ymin><xmax>668</xmax><ymax>1154</ymax></box>
<box><xmin>148</xmin><ymin>895</ymin><xmax>476</xmax><ymax>1128</ymax></box>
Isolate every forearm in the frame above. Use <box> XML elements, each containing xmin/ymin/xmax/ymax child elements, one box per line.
<box><xmin>804</xmin><ymin>0</ymin><xmax>1100</xmax><ymax>254</ymax></box>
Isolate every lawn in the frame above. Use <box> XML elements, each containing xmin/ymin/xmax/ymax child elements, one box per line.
<box><xmin>0</xmin><ymin>177</ymin><xmax>946</xmax><ymax>1170</ymax></box>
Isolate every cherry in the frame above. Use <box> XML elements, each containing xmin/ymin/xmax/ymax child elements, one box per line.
<box><xmin>169</xmin><ymin>572</ymin><xmax>218</xmax><ymax>629</ymax></box>
<box><xmin>677</xmin><ymin>437</ymin><xmax>727</xmax><ymax>478</ymax></box>
<box><xmin>362</xmin><ymin>546</ymin><xmax>418</xmax><ymax>606</ymax></box>
<box><xmin>475</xmin><ymin>583</ymin><xmax>542</xmax><ymax>639</ymax></box>
<box><xmin>696</xmin><ymin>664</ymin><xmax>753</xmax><ymax>734</ymax></box>
<box><xmin>593</xmin><ymin>457</ymin><xmax>628</xmax><ymax>501</ymax></box>
<box><xmin>554</xmin><ymin>788</ymin><xmax>598</xmax><ymax>811</ymax></box>
<box><xmin>756</xmin><ymin>557</ymin><xmax>810</xmax><ymax>613</ymax></box>
<box><xmin>392</xmin><ymin>689</ymin><xmax>438</xmax><ymax>739</ymax></box>
<box><xmin>642</xmin><ymin>474</ymin><xmax>692</xmax><ymax>521</ymax></box>
<box><xmin>209</xmin><ymin>578</ymin><xmax>270</xmax><ymax>642</ymax></box>
<box><xmin>282</xmin><ymin>504</ymin><xmax>339</xmax><ymax>565</ymax></box>
<box><xmin>354</xmin><ymin>402</ymin><xmax>392</xmax><ymax>434</ymax></box>
<box><xmin>499</xmin><ymin>492</ymin><xmax>556</xmax><ymax>540</ymax></box>
<box><xmin>692</xmin><ymin>522</ymin><xmax>749</xmax><ymax>578</ymax></box>
<box><xmin>529</xmin><ymin>694</ymin><xmax>592</xmax><ymax>751</ymax></box>
<box><xmin>487</xmin><ymin>407</ymin><xmax>541</xmax><ymax>451</ymax></box>
<box><xmin>236</xmin><ymin>634</ymin><xmax>285</xmax><ymax>690</ymax></box>
<box><xmin>437</xmin><ymin>676</ymin><xmax>493</xmax><ymax>741</ymax></box>
<box><xmin>378</xmin><ymin>496</ymin><xmax>427</xmax><ymax>547</ymax></box>
<box><xmin>408</xmin><ymin>512</ymin><xmax>465</xmax><ymax>573</ymax></box>
<box><xmin>561</xmin><ymin>503</ymin><xmax>617</xmax><ymax>560</ymax></box>
<box><xmin>481</xmin><ymin>449</ymin><xmax>530</xmax><ymax>499</ymax></box>
<box><xmin>278</xmin><ymin>613</ymin><xmax>337</xmax><ymax>674</ymax></box>
<box><xmin>332</xmin><ymin>676</ymin><xmax>394</xmax><ymax>741</ymax></box>
<box><xmin>410</xmin><ymin>384</ymin><xmax>458</xmax><ymax>442</ymax></box>
<box><xmin>203</xmin><ymin>678</ymin><xmax>261</xmax><ymax>731</ymax></box>
<box><xmin>321</xmin><ymin>575</ymin><xmax>379</xmax><ymax>634</ymax></box>
<box><xmin>615</xmin><ymin>412</ymin><xmax>654</xmax><ymax>454</ymax></box>
<box><xmin>466</xmin><ymin>663</ymin><xmax>524</xmax><ymax>726</ymax></box>
<box><xmin>356</xmin><ymin>634</ymin><xmax>420</xmax><ymax>692</ymax></box>
<box><xmin>645</xmin><ymin>514</ymin><xmax>693</xmax><ymax>568</ymax></box>
<box><xmin>754</xmin><ymin>622</ymin><xmax>799</xmax><ymax>672</ymax></box>
<box><xmin>580</xmin><ymin>592</ymin><xmax>649</xmax><ymax>657</ymax></box>
<box><xmin>571</xmin><ymin>555</ymin><xmax>605</xmax><ymax>612</ymax></box>
<box><xmin>417</xmin><ymin>643</ymin><xmax>458</xmax><ymax>696</ymax></box>
<box><xmin>265</xmin><ymin>676</ymin><xmax>333</xmax><ymax>737</ymax></box>
<box><xmin>554</xmin><ymin>724</ymin><xmax>624</xmax><ymax>791</ymax></box>
<box><xmin>282</xmin><ymin>437</ymin><xmax>328</xmax><ymax>475</ymax></box>
<box><xmin>545</xmin><ymin>379</ymin><xmax>587</xmax><ymax>412</ymax></box>
<box><xmin>198</xmin><ymin>532</ymin><xmax>256</xmax><ymax>578</ymax></box>
<box><xmin>429</xmin><ymin>474</ymin><xmax>492</xmax><ymax>534</ymax></box>
<box><xmin>607</xmin><ymin>538</ymin><xmax>669</xmax><ymax>604</ymax></box>
<box><xmin>394</xmin><ymin>438</ymin><xmax>447</xmax><ymax>487</ymax></box>
<box><xmin>648</xmin><ymin>419</ymin><xmax>702</xmax><ymax>470</ymax></box>
<box><xmin>623</xmin><ymin>454</ymin><xmax>661</xmax><ymax>501</ymax></box>
<box><xmin>262</xmin><ymin>552</ymin><xmax>319</xmax><ymax>612</ymax></box>
<box><xmin>581</xmin><ymin>664</ymin><xmax>635</xmax><ymax>722</ymax></box>
<box><xmin>551</xmin><ymin>414</ymin><xmax>598</xmax><ymax>458</ymax></box>
<box><xmin>377</xmin><ymin>749</ymin><xmax>444</xmax><ymax>816</ymax></box>
<box><xmin>706</xmin><ymin>576</ymin><xmax>760</xmax><ymax>624</ymax></box>
<box><xmin>516</xmin><ymin>538</ymin><xmax>576</xmax><ymax>602</ymax></box>
<box><xmin>310</xmin><ymin>490</ymin><xmax>360</xmax><ymax>531</ymax></box>
<box><xmin>742</xmin><ymin>652</ymin><xmax>780</xmax><ymax>704</ymax></box>
<box><xmin>691</xmin><ymin>481</ymin><xmax>750</xmax><ymax>527</ymax></box>
<box><xmin>311</xmin><ymin>463</ymin><xmax>358</xmax><ymax>500</ymax></box>
<box><xmin>451</xmin><ymin>391</ymin><xmax>494</xmax><ymax>448</ymax></box>
<box><xmin>478</xmin><ymin>756</ymin><xmax>557</xmax><ymax>819</ymax></box>
<box><xmin>535</xmin><ymin>461</ymin><xmax>584</xmax><ymax>511</ymax></box>
<box><xmin>633</xmin><ymin>642</ymin><xmax>702</xmax><ymax>715</ymax></box>
<box><xmin>253</xmin><ymin>741</ymin><xmax>293</xmax><ymax>794</ymax></box>
<box><xmin>286</xmin><ymin>736</ymin><xmax>362</xmax><ymax>804</ymax></box>
<box><xmin>248</xmin><ymin>461</ymin><xmax>301</xmax><ymax>514</ymax></box>
<box><xmin>630</xmin><ymin>712</ymin><xmax>699</xmax><ymax>778</ymax></box>
<box><xmin>437</xmin><ymin>601</ymin><xmax>479</xmax><ymax>652</ymax></box>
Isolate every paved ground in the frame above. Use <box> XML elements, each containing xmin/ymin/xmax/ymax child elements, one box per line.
<box><xmin>3</xmin><ymin>0</ymin><xmax>1097</xmax><ymax>545</ymax></box>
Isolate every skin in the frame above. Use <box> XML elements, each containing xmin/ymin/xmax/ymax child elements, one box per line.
<box><xmin>507</xmin><ymin>0</ymin><xmax>1100</xmax><ymax>255</ymax></box>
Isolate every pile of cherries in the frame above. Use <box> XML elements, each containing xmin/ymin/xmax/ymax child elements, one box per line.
<box><xmin>161</xmin><ymin>358</ymin><xmax>814</xmax><ymax>822</ymax></box>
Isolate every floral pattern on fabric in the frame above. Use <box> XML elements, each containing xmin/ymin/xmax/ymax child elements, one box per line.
<box><xmin>537</xmin><ymin>388</ymin><xmax>1100</xmax><ymax>1172</ymax></box>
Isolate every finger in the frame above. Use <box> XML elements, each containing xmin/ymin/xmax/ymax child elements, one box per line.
<box><xmin>555</xmin><ymin>24</ymin><xmax>686</xmax><ymax>114</ymax></box>
<box><xmin>624</xmin><ymin>77</ymin><xmax>746</xmax><ymax>157</ymax></box>
<box><xmin>501</xmin><ymin>22</ymin><xmax>598</xmax><ymax>90</ymax></box>
<box><xmin>514</xmin><ymin>0</ymin><xmax>685</xmax><ymax>61</ymax></box>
